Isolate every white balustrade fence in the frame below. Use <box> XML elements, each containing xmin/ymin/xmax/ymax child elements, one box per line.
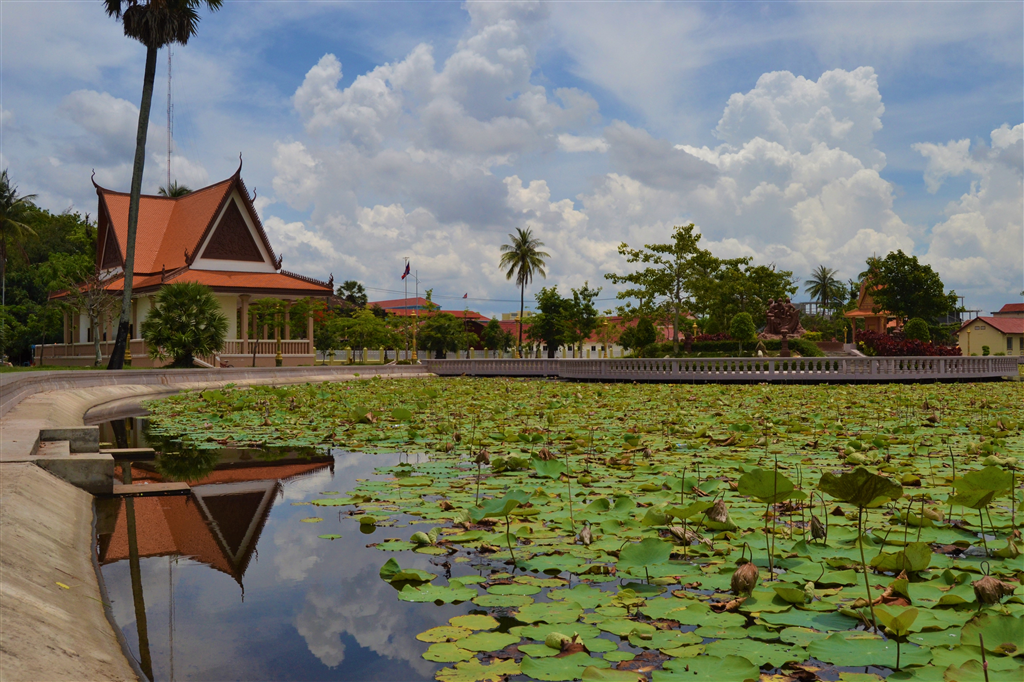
<box><xmin>422</xmin><ymin>356</ymin><xmax>1020</xmax><ymax>383</ymax></box>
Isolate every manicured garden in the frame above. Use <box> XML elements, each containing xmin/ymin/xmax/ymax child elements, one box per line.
<box><xmin>146</xmin><ymin>378</ymin><xmax>1022</xmax><ymax>682</ymax></box>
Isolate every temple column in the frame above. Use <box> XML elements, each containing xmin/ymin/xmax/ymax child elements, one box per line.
<box><xmin>240</xmin><ymin>295</ymin><xmax>250</xmax><ymax>354</ymax></box>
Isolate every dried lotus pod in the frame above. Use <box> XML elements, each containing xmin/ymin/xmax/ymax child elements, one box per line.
<box><xmin>473</xmin><ymin>449</ymin><xmax>490</xmax><ymax>465</ymax></box>
<box><xmin>811</xmin><ymin>515</ymin><xmax>827</xmax><ymax>541</ymax></box>
<box><xmin>731</xmin><ymin>561</ymin><xmax>759</xmax><ymax>596</ymax></box>
<box><xmin>578</xmin><ymin>525</ymin><xmax>593</xmax><ymax>546</ymax></box>
<box><xmin>668</xmin><ymin>525</ymin><xmax>712</xmax><ymax>547</ymax></box>
<box><xmin>537</xmin><ymin>447</ymin><xmax>556</xmax><ymax>461</ymax></box>
<box><xmin>708</xmin><ymin>499</ymin><xmax>730</xmax><ymax>524</ymax></box>
<box><xmin>972</xmin><ymin>575</ymin><xmax>1017</xmax><ymax>605</ymax></box>
<box><xmin>453</xmin><ymin>432</ymin><xmax>462</xmax><ymax>442</ymax></box>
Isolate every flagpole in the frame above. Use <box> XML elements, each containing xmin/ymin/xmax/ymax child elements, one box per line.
<box><xmin>412</xmin><ymin>270</ymin><xmax>419</xmax><ymax>363</ymax></box>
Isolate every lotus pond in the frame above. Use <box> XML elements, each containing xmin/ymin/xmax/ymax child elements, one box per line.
<box><xmin>114</xmin><ymin>378</ymin><xmax>1022</xmax><ymax>682</ymax></box>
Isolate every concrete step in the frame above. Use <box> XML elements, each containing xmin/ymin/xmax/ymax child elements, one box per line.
<box><xmin>112</xmin><ymin>482</ymin><xmax>190</xmax><ymax>497</ymax></box>
<box><xmin>33</xmin><ymin>441</ymin><xmax>114</xmax><ymax>495</ymax></box>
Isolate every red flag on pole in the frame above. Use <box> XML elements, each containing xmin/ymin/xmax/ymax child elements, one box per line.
<box><xmin>401</xmin><ymin>262</ymin><xmax>411</xmax><ymax>279</ymax></box>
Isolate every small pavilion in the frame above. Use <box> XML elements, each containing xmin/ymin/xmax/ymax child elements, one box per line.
<box><xmin>42</xmin><ymin>164</ymin><xmax>333</xmax><ymax>366</ymax></box>
<box><xmin>844</xmin><ymin>281</ymin><xmax>896</xmax><ymax>339</ymax></box>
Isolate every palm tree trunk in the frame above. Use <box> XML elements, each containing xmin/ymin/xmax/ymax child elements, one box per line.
<box><xmin>519</xmin><ymin>283</ymin><xmax>525</xmax><ymax>350</ymax></box>
<box><xmin>108</xmin><ymin>45</ymin><xmax>158</xmax><ymax>370</ymax></box>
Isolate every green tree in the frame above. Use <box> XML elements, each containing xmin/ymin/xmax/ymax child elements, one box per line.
<box><xmin>0</xmin><ymin>170</ymin><xmax>37</xmax><ymax>359</ymax></box>
<box><xmin>336</xmin><ymin>280</ymin><xmax>367</xmax><ymax>311</ymax></box>
<box><xmin>903</xmin><ymin>318</ymin><xmax>931</xmax><ymax>342</ymax></box>
<box><xmin>633</xmin><ymin>318</ymin><xmax>657</xmax><ymax>350</ymax></box>
<box><xmin>499</xmin><ymin>227</ymin><xmax>549</xmax><ymax>350</ymax></box>
<box><xmin>526</xmin><ymin>286</ymin><xmax>569</xmax><ymax>358</ymax></box>
<box><xmin>419</xmin><ymin>313</ymin><xmax>470</xmax><ymax>359</ymax></box>
<box><xmin>104</xmin><ymin>0</ymin><xmax>224</xmax><ymax>370</ymax></box>
<box><xmin>141</xmin><ymin>282</ymin><xmax>227</xmax><ymax>367</ymax></box>
<box><xmin>605</xmin><ymin>224</ymin><xmax>702</xmax><ymax>355</ymax></box>
<box><xmin>482</xmin><ymin>318</ymin><xmax>513</xmax><ymax>353</ymax></box>
<box><xmin>337</xmin><ymin>308</ymin><xmax>396</xmax><ymax>352</ymax></box>
<box><xmin>157</xmin><ymin>180</ymin><xmax>191</xmax><ymax>197</ymax></box>
<box><xmin>686</xmin><ymin>254</ymin><xmax>795</xmax><ymax>330</ymax></box>
<box><xmin>729</xmin><ymin>312</ymin><xmax>756</xmax><ymax>354</ymax></box>
<box><xmin>869</xmin><ymin>250</ymin><xmax>957</xmax><ymax>322</ymax></box>
<box><xmin>49</xmin><ymin>264</ymin><xmax>120</xmax><ymax>367</ymax></box>
<box><xmin>563</xmin><ymin>282</ymin><xmax>601</xmax><ymax>356</ymax></box>
<box><xmin>804</xmin><ymin>265</ymin><xmax>845</xmax><ymax>314</ymax></box>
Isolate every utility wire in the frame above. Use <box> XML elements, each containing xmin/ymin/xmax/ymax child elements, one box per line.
<box><xmin>363</xmin><ymin>285</ymin><xmax>621</xmax><ymax>304</ymax></box>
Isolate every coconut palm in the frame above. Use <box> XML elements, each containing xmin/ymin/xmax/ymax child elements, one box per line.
<box><xmin>499</xmin><ymin>227</ymin><xmax>549</xmax><ymax>350</ymax></box>
<box><xmin>141</xmin><ymin>281</ymin><xmax>228</xmax><ymax>367</ymax></box>
<box><xmin>103</xmin><ymin>0</ymin><xmax>223</xmax><ymax>369</ymax></box>
<box><xmin>0</xmin><ymin>170</ymin><xmax>37</xmax><ymax>359</ymax></box>
<box><xmin>804</xmin><ymin>265</ymin><xmax>844</xmax><ymax>314</ymax></box>
<box><xmin>158</xmin><ymin>180</ymin><xmax>192</xmax><ymax>197</ymax></box>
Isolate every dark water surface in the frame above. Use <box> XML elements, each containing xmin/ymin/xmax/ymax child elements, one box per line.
<box><xmin>95</xmin><ymin>418</ymin><xmax>482</xmax><ymax>682</ymax></box>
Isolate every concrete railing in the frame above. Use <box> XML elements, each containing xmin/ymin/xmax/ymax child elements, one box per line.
<box><xmin>423</xmin><ymin>355</ymin><xmax>1020</xmax><ymax>383</ymax></box>
<box><xmin>0</xmin><ymin>364</ymin><xmax>429</xmax><ymax>418</ymax></box>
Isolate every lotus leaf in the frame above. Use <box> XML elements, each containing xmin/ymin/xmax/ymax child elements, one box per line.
<box><xmin>317</xmin><ymin>534</ymin><xmax>343</xmax><ymax>540</ymax></box>
<box><xmin>960</xmin><ymin>613</ymin><xmax>1023</xmax><ymax>656</ymax></box>
<box><xmin>457</xmin><ymin>631</ymin><xmax>519</xmax><ymax>652</ymax></box>
<box><xmin>950</xmin><ymin>466</ymin><xmax>1013</xmax><ymax>509</ymax></box>
<box><xmin>516</xmin><ymin>600</ymin><xmax>583</xmax><ymax>624</ymax></box>
<box><xmin>520</xmin><ymin>653</ymin><xmax>610</xmax><ymax>681</ymax></box>
<box><xmin>417</xmin><ymin>626</ymin><xmax>472</xmax><ymax>642</ymax></box>
<box><xmin>737</xmin><ymin>469</ymin><xmax>795</xmax><ymax>504</ymax></box>
<box><xmin>939</xmin><ymin>661</ymin><xmax>1023</xmax><ymax>682</ymax></box>
<box><xmin>472</xmin><ymin>593</ymin><xmax>533</xmax><ymax>608</ymax></box>
<box><xmin>616</xmin><ymin>538</ymin><xmax>672</xmax><ymax>572</ymax></box>
<box><xmin>449</xmin><ymin>615</ymin><xmax>499</xmax><ymax>631</ymax></box>
<box><xmin>435</xmin><ymin>659</ymin><xmax>520</xmax><ymax>682</ymax></box>
<box><xmin>870</xmin><ymin>542</ymin><xmax>932</xmax><ymax>573</ymax></box>
<box><xmin>470</xmin><ymin>489</ymin><xmax>531</xmax><ymax>522</ymax></box>
<box><xmin>379</xmin><ymin>558</ymin><xmax>435</xmax><ymax>583</ymax></box>
<box><xmin>703</xmin><ymin>638</ymin><xmax>805</xmax><ymax>667</ymax></box>
<box><xmin>818</xmin><ymin>467</ymin><xmax>903</xmax><ymax>508</ymax></box>
<box><xmin>654</xmin><ymin>655</ymin><xmax>760</xmax><ymax>681</ymax></box>
<box><xmin>397</xmin><ymin>580</ymin><xmax>476</xmax><ymax>603</ymax></box>
<box><xmin>422</xmin><ymin>642</ymin><xmax>475</xmax><ymax>663</ymax></box>
<box><xmin>807</xmin><ymin>632</ymin><xmax>931</xmax><ymax>668</ymax></box>
<box><xmin>547</xmin><ymin>584</ymin><xmax>609</xmax><ymax>609</ymax></box>
<box><xmin>533</xmin><ymin>458</ymin><xmax>567</xmax><ymax>479</ymax></box>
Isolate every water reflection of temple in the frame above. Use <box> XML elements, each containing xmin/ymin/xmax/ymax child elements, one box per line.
<box><xmin>97</xmin><ymin>455</ymin><xmax>334</xmax><ymax>585</ymax></box>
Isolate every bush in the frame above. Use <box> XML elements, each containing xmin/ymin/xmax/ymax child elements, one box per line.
<box><xmin>982</xmin><ymin>345</ymin><xmax>990</xmax><ymax>356</ymax></box>
<box><xmin>856</xmin><ymin>330</ymin><xmax>961</xmax><ymax>357</ymax></box>
<box><xmin>903</xmin><ymin>318</ymin><xmax>931</xmax><ymax>342</ymax></box>
<box><xmin>637</xmin><ymin>336</ymin><xmax>824</xmax><ymax>357</ymax></box>
<box><xmin>729</xmin><ymin>313</ymin><xmax>756</xmax><ymax>352</ymax></box>
<box><xmin>802</xmin><ymin>331</ymin><xmax>823</xmax><ymax>342</ymax></box>
<box><xmin>141</xmin><ymin>282</ymin><xmax>228</xmax><ymax>367</ymax></box>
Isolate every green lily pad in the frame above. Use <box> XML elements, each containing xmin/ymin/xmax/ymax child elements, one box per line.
<box><xmin>417</xmin><ymin>626</ymin><xmax>473</xmax><ymax>642</ymax></box>
<box><xmin>628</xmin><ymin>630</ymin><xmax>701</xmax><ymax>650</ymax></box>
<box><xmin>737</xmin><ymin>469</ymin><xmax>795</xmax><ymax>504</ymax></box>
<box><xmin>510</xmin><ymin>623</ymin><xmax>601</xmax><ymax>641</ymax></box>
<box><xmin>518</xmin><ymin>643</ymin><xmax>560</xmax><ymax>658</ymax></box>
<box><xmin>703</xmin><ymin>639</ymin><xmax>804</xmax><ymax>667</ymax></box>
<box><xmin>516</xmin><ymin>601</ymin><xmax>584</xmax><ymax>624</ymax></box>
<box><xmin>422</xmin><ymin>642</ymin><xmax>475</xmax><ymax>662</ymax></box>
<box><xmin>472</xmin><ymin>593</ymin><xmax>534</xmax><ymax>608</ymax></box>
<box><xmin>520</xmin><ymin>653</ymin><xmax>610</xmax><ymax>681</ymax></box>
<box><xmin>939</xmin><ymin>660</ymin><xmax>1024</xmax><ymax>682</ymax></box>
<box><xmin>379</xmin><ymin>558</ymin><xmax>435</xmax><ymax>583</ymax></box>
<box><xmin>547</xmin><ymin>584</ymin><xmax>609</xmax><ymax>609</ymax></box>
<box><xmin>807</xmin><ymin>632</ymin><xmax>931</xmax><ymax>667</ymax></box>
<box><xmin>654</xmin><ymin>655</ymin><xmax>760</xmax><ymax>681</ymax></box>
<box><xmin>457</xmin><ymin>631</ymin><xmax>520</xmax><ymax>652</ymax></box>
<box><xmin>398</xmin><ymin>580</ymin><xmax>476</xmax><ymax>603</ymax></box>
<box><xmin>818</xmin><ymin>467</ymin><xmax>903</xmax><ymax>508</ymax></box>
<box><xmin>317</xmin><ymin>534</ymin><xmax>343</xmax><ymax>540</ymax></box>
<box><xmin>616</xmin><ymin>538</ymin><xmax>672</xmax><ymax>572</ymax></box>
<box><xmin>960</xmin><ymin>613</ymin><xmax>1023</xmax><ymax>656</ymax></box>
<box><xmin>435</xmin><ymin>659</ymin><xmax>521</xmax><ymax>682</ymax></box>
<box><xmin>779</xmin><ymin>627</ymin><xmax>828</xmax><ymax>647</ymax></box>
<box><xmin>581</xmin><ymin>667</ymin><xmax>644</xmax><ymax>681</ymax></box>
<box><xmin>301</xmin><ymin>517</ymin><xmax>323</xmax><ymax>523</ymax></box>
<box><xmin>486</xmin><ymin>582</ymin><xmax>541</xmax><ymax>596</ymax></box>
<box><xmin>449</xmin><ymin>615</ymin><xmax>499</xmax><ymax>631</ymax></box>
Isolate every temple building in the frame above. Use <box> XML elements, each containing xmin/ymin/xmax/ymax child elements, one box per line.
<box><xmin>844</xmin><ymin>280</ymin><xmax>896</xmax><ymax>337</ymax></box>
<box><xmin>41</xmin><ymin>164</ymin><xmax>333</xmax><ymax>366</ymax></box>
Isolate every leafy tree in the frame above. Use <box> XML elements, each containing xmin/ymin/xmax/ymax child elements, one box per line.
<box><xmin>336</xmin><ymin>308</ymin><xmax>397</xmax><ymax>352</ymax></box>
<box><xmin>903</xmin><ymin>318</ymin><xmax>930</xmax><ymax>342</ymax></box>
<box><xmin>605</xmin><ymin>224</ymin><xmax>702</xmax><ymax>355</ymax></box>
<box><xmin>141</xmin><ymin>282</ymin><xmax>227</xmax><ymax>367</ymax></box>
<box><xmin>419</xmin><ymin>313</ymin><xmax>471</xmax><ymax>359</ymax></box>
<box><xmin>686</xmin><ymin>253</ymin><xmax>795</xmax><ymax>331</ymax></box>
<box><xmin>729</xmin><ymin>312</ymin><xmax>756</xmax><ymax>354</ymax></box>
<box><xmin>0</xmin><ymin>170</ymin><xmax>37</xmax><ymax>359</ymax></box>
<box><xmin>868</xmin><ymin>251</ymin><xmax>957</xmax><ymax>323</ymax></box>
<box><xmin>158</xmin><ymin>181</ymin><xmax>191</xmax><ymax>197</ymax></box>
<box><xmin>804</xmin><ymin>265</ymin><xmax>845</xmax><ymax>313</ymax></box>
<box><xmin>593</xmin><ymin>316</ymin><xmax>623</xmax><ymax>356</ymax></box>
<box><xmin>50</xmin><ymin>266</ymin><xmax>120</xmax><ymax>366</ymax></box>
<box><xmin>634</xmin><ymin>318</ymin><xmax>657</xmax><ymax>350</ymax></box>
<box><xmin>618</xmin><ymin>325</ymin><xmax>637</xmax><ymax>352</ymax></box>
<box><xmin>336</xmin><ymin>280</ymin><xmax>367</xmax><ymax>309</ymax></box>
<box><xmin>104</xmin><ymin>0</ymin><xmax>224</xmax><ymax>369</ymax></box>
<box><xmin>499</xmin><ymin>227</ymin><xmax>549</xmax><ymax>349</ymax></box>
<box><xmin>482</xmin><ymin>318</ymin><xmax>513</xmax><ymax>353</ymax></box>
<box><xmin>526</xmin><ymin>286</ymin><xmax>569</xmax><ymax>358</ymax></box>
<box><xmin>563</xmin><ymin>282</ymin><xmax>602</xmax><ymax>356</ymax></box>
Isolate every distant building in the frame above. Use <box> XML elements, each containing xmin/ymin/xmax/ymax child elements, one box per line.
<box><xmin>844</xmin><ymin>281</ymin><xmax>896</xmax><ymax>337</ymax></box>
<box><xmin>991</xmin><ymin>303</ymin><xmax>1024</xmax><ymax>318</ymax></box>
<box><xmin>957</xmin><ymin>314</ymin><xmax>1024</xmax><ymax>356</ymax></box>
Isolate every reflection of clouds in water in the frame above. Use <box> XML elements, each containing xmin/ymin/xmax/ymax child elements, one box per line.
<box><xmin>294</xmin><ymin>573</ymin><xmax>443</xmax><ymax>675</ymax></box>
<box><xmin>280</xmin><ymin>467</ymin><xmax>335</xmax><ymax>501</ymax></box>
<box><xmin>273</xmin><ymin>524</ymin><xmax>321</xmax><ymax>582</ymax></box>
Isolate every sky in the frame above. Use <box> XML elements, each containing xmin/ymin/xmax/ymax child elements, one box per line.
<box><xmin>2</xmin><ymin>0</ymin><xmax>1022</xmax><ymax>318</ymax></box>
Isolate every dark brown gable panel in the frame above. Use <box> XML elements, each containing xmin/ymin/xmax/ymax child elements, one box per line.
<box><xmin>202</xmin><ymin>200</ymin><xmax>265</xmax><ymax>262</ymax></box>
<box><xmin>100</xmin><ymin>219</ymin><xmax>123</xmax><ymax>270</ymax></box>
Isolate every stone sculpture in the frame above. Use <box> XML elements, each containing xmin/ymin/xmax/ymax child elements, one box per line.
<box><xmin>762</xmin><ymin>298</ymin><xmax>805</xmax><ymax>338</ymax></box>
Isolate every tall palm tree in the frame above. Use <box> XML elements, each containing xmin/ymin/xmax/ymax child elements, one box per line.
<box><xmin>804</xmin><ymin>264</ymin><xmax>844</xmax><ymax>314</ymax></box>
<box><xmin>103</xmin><ymin>0</ymin><xmax>223</xmax><ymax>369</ymax></box>
<box><xmin>499</xmin><ymin>227</ymin><xmax>549</xmax><ymax>350</ymax></box>
<box><xmin>158</xmin><ymin>180</ymin><xmax>192</xmax><ymax>197</ymax></box>
<box><xmin>0</xmin><ymin>170</ymin><xmax>37</xmax><ymax>360</ymax></box>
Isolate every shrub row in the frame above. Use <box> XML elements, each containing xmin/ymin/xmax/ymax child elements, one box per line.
<box><xmin>638</xmin><ymin>337</ymin><xmax>824</xmax><ymax>358</ymax></box>
<box><xmin>856</xmin><ymin>330</ymin><xmax>962</xmax><ymax>357</ymax></box>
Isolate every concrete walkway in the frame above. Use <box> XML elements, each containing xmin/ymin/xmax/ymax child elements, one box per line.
<box><xmin>0</xmin><ymin>365</ymin><xmax>428</xmax><ymax>681</ymax></box>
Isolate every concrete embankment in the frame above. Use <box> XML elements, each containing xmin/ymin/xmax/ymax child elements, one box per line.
<box><xmin>0</xmin><ymin>365</ymin><xmax>428</xmax><ymax>681</ymax></box>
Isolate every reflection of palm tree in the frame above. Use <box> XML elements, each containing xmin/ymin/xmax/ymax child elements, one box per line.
<box><xmin>103</xmin><ymin>0</ymin><xmax>223</xmax><ymax>369</ymax></box>
<box><xmin>0</xmin><ymin>170</ymin><xmax>37</xmax><ymax>359</ymax></box>
<box><xmin>499</xmin><ymin>227</ymin><xmax>549</xmax><ymax>349</ymax></box>
<box><xmin>804</xmin><ymin>265</ymin><xmax>844</xmax><ymax>314</ymax></box>
<box><xmin>158</xmin><ymin>180</ymin><xmax>192</xmax><ymax>197</ymax></box>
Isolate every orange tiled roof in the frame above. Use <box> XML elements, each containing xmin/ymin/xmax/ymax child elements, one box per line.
<box><xmin>995</xmin><ymin>303</ymin><xmax>1024</xmax><ymax>314</ymax></box>
<box><xmin>102</xmin><ymin>269</ymin><xmax>331</xmax><ymax>294</ymax></box>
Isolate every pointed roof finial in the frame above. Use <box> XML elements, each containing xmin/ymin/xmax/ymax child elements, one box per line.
<box><xmin>236</xmin><ymin>152</ymin><xmax>243</xmax><ymax>176</ymax></box>
<box><xmin>90</xmin><ymin>169</ymin><xmax>99</xmax><ymax>189</ymax></box>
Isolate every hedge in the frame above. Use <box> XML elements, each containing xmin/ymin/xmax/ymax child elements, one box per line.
<box><xmin>638</xmin><ymin>337</ymin><xmax>824</xmax><ymax>358</ymax></box>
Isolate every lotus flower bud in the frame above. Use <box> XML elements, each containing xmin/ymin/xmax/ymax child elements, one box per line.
<box><xmin>972</xmin><ymin>575</ymin><xmax>1016</xmax><ymax>605</ymax></box>
<box><xmin>544</xmin><ymin>632</ymin><xmax>572</xmax><ymax>650</ymax></box>
<box><xmin>731</xmin><ymin>561</ymin><xmax>759</xmax><ymax>596</ymax></box>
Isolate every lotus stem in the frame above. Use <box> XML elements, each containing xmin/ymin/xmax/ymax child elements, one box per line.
<box><xmin>980</xmin><ymin>634</ymin><xmax>989</xmax><ymax>682</ymax></box>
<box><xmin>857</xmin><ymin>507</ymin><xmax>878</xmax><ymax>633</ymax></box>
<box><xmin>978</xmin><ymin>506</ymin><xmax>989</xmax><ymax>557</ymax></box>
<box><xmin>506</xmin><ymin>515</ymin><xmax>515</xmax><ymax>563</ymax></box>
<box><xmin>565</xmin><ymin>450</ymin><xmax>575</xmax><ymax>534</ymax></box>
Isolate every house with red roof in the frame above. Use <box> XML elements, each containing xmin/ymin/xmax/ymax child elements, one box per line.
<box><xmin>42</xmin><ymin>164</ymin><xmax>333</xmax><ymax>366</ymax></box>
<box><xmin>991</xmin><ymin>303</ymin><xmax>1024</xmax><ymax>318</ymax></box>
<box><xmin>957</xmin><ymin>312</ymin><xmax>1024</xmax><ymax>356</ymax></box>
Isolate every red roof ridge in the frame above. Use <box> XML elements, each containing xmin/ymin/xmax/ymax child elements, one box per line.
<box><xmin>94</xmin><ymin>176</ymin><xmax>234</xmax><ymax>202</ymax></box>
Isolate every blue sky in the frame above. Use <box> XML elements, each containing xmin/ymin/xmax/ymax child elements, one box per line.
<box><xmin>2</xmin><ymin>1</ymin><xmax>1021</xmax><ymax>317</ymax></box>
